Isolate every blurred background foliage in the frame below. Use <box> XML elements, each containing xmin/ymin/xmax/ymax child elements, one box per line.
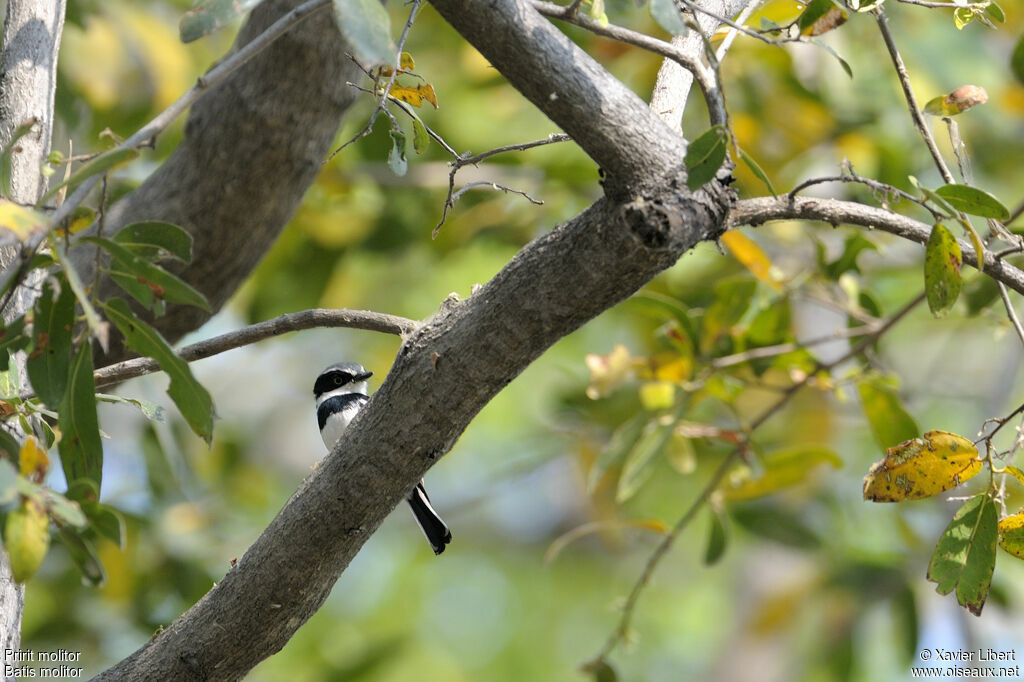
<box><xmin>19</xmin><ymin>0</ymin><xmax>1024</xmax><ymax>679</ymax></box>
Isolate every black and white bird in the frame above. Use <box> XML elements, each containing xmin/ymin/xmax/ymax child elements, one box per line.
<box><xmin>314</xmin><ymin>362</ymin><xmax>452</xmax><ymax>555</ymax></box>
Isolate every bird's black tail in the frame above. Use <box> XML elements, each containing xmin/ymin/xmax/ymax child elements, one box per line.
<box><xmin>406</xmin><ymin>481</ymin><xmax>452</xmax><ymax>556</ymax></box>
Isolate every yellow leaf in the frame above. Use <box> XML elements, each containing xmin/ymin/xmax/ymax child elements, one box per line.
<box><xmin>19</xmin><ymin>436</ymin><xmax>49</xmax><ymax>482</ymax></box>
<box><xmin>862</xmin><ymin>430</ymin><xmax>981</xmax><ymax>502</ymax></box>
<box><xmin>6</xmin><ymin>499</ymin><xmax>50</xmax><ymax>583</ymax></box>
<box><xmin>400</xmin><ymin>51</ymin><xmax>415</xmax><ymax>71</ymax></box>
<box><xmin>0</xmin><ymin>200</ymin><xmax>47</xmax><ymax>241</ymax></box>
<box><xmin>390</xmin><ymin>83</ymin><xmax>438</xmax><ymax>109</ymax></box>
<box><xmin>585</xmin><ymin>344</ymin><xmax>633</xmax><ymax>399</ymax></box>
<box><xmin>998</xmin><ymin>510</ymin><xmax>1024</xmax><ymax>559</ymax></box>
<box><xmin>639</xmin><ymin>381</ymin><xmax>675</xmax><ymax>410</ymax></box>
<box><xmin>722</xmin><ymin>445</ymin><xmax>841</xmax><ymax>501</ymax></box>
<box><xmin>651</xmin><ymin>353</ymin><xmax>692</xmax><ymax>382</ymax></box>
<box><xmin>720</xmin><ymin>231</ymin><xmax>780</xmax><ymax>290</ymax></box>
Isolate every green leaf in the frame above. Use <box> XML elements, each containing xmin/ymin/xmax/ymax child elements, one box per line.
<box><xmin>738</xmin><ymin>148</ymin><xmax>776</xmax><ymax>198</ymax></box>
<box><xmin>57</xmin><ymin>527</ymin><xmax>105</xmax><ymax>586</ymax></box>
<box><xmin>113</xmin><ymin>221</ymin><xmax>194</xmax><ymax>262</ymax></box>
<box><xmin>102</xmin><ymin>299</ymin><xmax>215</xmax><ymax>444</ymax></box>
<box><xmin>721</xmin><ymin>445</ymin><xmax>841</xmax><ymax>501</ymax></box>
<box><xmin>589</xmin><ymin>414</ymin><xmax>645</xmax><ymax>491</ymax></box>
<box><xmin>387</xmin><ymin>129</ymin><xmax>408</xmax><ymax>177</ymax></box>
<box><xmin>1013</xmin><ymin>34</ymin><xmax>1024</xmax><ymax>85</ymax></box>
<box><xmin>704</xmin><ymin>508</ymin><xmax>728</xmax><ymax>565</ymax></box>
<box><xmin>857</xmin><ymin>377</ymin><xmax>919</xmax><ymax>450</ymax></box>
<box><xmin>730</xmin><ymin>502</ymin><xmax>821</xmax><ymax>549</ymax></box>
<box><xmin>96</xmin><ymin>393</ymin><xmax>166</xmax><ymax>422</ymax></box>
<box><xmin>701</xmin><ymin>278</ymin><xmax>757</xmax><ymax>356</ymax></box>
<box><xmin>985</xmin><ymin>1</ymin><xmax>1004</xmax><ymax>23</ymax></box>
<box><xmin>53</xmin><ymin>242</ymin><xmax>108</xmax><ymax>352</ymax></box>
<box><xmin>27</xmin><ymin>276</ymin><xmax>75</xmax><ymax>407</ymax></box>
<box><xmin>84</xmin><ymin>236</ymin><xmax>209</xmax><ymax>311</ymax></box>
<box><xmin>928</xmin><ymin>494</ymin><xmax>997</xmax><ymax>616</ymax></box>
<box><xmin>924</xmin><ymin>223</ymin><xmax>962</xmax><ymax>318</ymax></box>
<box><xmin>797</xmin><ymin>0</ymin><xmax>835</xmax><ymax>32</ymax></box>
<box><xmin>809</xmin><ymin>38</ymin><xmax>853</xmax><ymax>78</ymax></box>
<box><xmin>581</xmin><ymin>659</ymin><xmax>619</xmax><ymax>682</ymax></box>
<box><xmin>39</xmin><ymin>147</ymin><xmax>138</xmax><ymax>207</ymax></box>
<box><xmin>821</xmin><ymin>233</ymin><xmax>878</xmax><ymax>280</ymax></box>
<box><xmin>57</xmin><ymin>342</ymin><xmax>104</xmax><ymax>489</ymax></box>
<box><xmin>411</xmin><ymin>118</ymin><xmax>430</xmax><ymax>155</ymax></box>
<box><xmin>934</xmin><ymin>184</ymin><xmax>1010</xmax><ymax>221</ymax></box>
<box><xmin>179</xmin><ymin>0</ymin><xmax>263</xmax><ymax>43</ymax></box>
<box><xmin>82</xmin><ymin>502</ymin><xmax>126</xmax><ymax>549</ymax></box>
<box><xmin>46</xmin><ymin>489</ymin><xmax>87</xmax><ymax>529</ymax></box>
<box><xmin>5</xmin><ymin>499</ymin><xmax>50</xmax><ymax>582</ymax></box>
<box><xmin>0</xmin><ymin>459</ymin><xmax>18</xmax><ymax>508</ymax></box>
<box><xmin>685</xmin><ymin>125</ymin><xmax>729</xmax><ymax>191</ymax></box>
<box><xmin>0</xmin><ymin>316</ymin><xmax>30</xmax><ymax>371</ymax></box>
<box><xmin>332</xmin><ymin>0</ymin><xmax>396</xmax><ymax>67</ymax></box>
<box><xmin>953</xmin><ymin>6</ymin><xmax>973</xmax><ymax>30</ymax></box>
<box><xmin>0</xmin><ymin>118</ymin><xmax>37</xmax><ymax>200</ymax></box>
<box><xmin>649</xmin><ymin>0</ymin><xmax>686</xmax><ymax>35</ymax></box>
<box><xmin>617</xmin><ymin>417</ymin><xmax>675</xmax><ymax>503</ymax></box>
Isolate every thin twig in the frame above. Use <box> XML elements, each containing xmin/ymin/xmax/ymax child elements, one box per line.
<box><xmin>998</xmin><ymin>282</ymin><xmax>1024</xmax><ymax>349</ymax></box>
<box><xmin>26</xmin><ymin>309</ymin><xmax>418</xmax><ymax>396</ymax></box>
<box><xmin>676</xmin><ymin>0</ymin><xmax>774</xmax><ymax>45</ymax></box>
<box><xmin>872</xmin><ymin>7</ymin><xmax>954</xmax><ymax>184</ymax></box>
<box><xmin>788</xmin><ymin>172</ymin><xmax>942</xmax><ymax>220</ymax></box>
<box><xmin>715</xmin><ymin>0</ymin><xmax>764</xmax><ymax>62</ymax></box>
<box><xmin>434</xmin><ymin>134</ymin><xmax>568</xmax><ymax>235</ymax></box>
<box><xmin>711</xmin><ymin>324</ymin><xmax>878</xmax><ymax>369</ymax></box>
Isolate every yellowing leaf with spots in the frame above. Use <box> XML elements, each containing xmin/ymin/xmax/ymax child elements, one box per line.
<box><xmin>863</xmin><ymin>430</ymin><xmax>980</xmax><ymax>502</ymax></box>
<box><xmin>389</xmin><ymin>83</ymin><xmax>438</xmax><ymax>109</ymax></box>
<box><xmin>720</xmin><ymin>231</ymin><xmax>780</xmax><ymax>290</ymax></box>
<box><xmin>998</xmin><ymin>510</ymin><xmax>1024</xmax><ymax>559</ymax></box>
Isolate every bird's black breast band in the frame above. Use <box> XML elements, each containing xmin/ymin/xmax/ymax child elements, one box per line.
<box><xmin>317</xmin><ymin>393</ymin><xmax>368</xmax><ymax>430</ymax></box>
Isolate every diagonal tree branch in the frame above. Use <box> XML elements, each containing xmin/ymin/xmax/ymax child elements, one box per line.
<box><xmin>93</xmin><ymin>0</ymin><xmax>736</xmax><ymax>677</ymax></box>
<box><xmin>68</xmin><ymin>0</ymin><xmax>364</xmax><ymax>364</ymax></box>
<box><xmin>429</xmin><ymin>0</ymin><xmax>688</xmax><ymax>194</ymax></box>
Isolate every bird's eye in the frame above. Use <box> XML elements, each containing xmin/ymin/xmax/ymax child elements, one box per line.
<box><xmin>333</xmin><ymin>375</ymin><xmax>343</xmax><ymax>385</ymax></box>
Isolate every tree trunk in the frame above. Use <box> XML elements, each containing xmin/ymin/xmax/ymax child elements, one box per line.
<box><xmin>0</xmin><ymin>0</ymin><xmax>66</xmax><ymax>666</ymax></box>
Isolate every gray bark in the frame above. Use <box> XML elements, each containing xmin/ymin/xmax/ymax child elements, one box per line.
<box><xmin>70</xmin><ymin>0</ymin><xmax>362</xmax><ymax>363</ymax></box>
<box><xmin>92</xmin><ymin>0</ymin><xmax>735</xmax><ymax>679</ymax></box>
<box><xmin>0</xmin><ymin>0</ymin><xmax>65</xmax><ymax>664</ymax></box>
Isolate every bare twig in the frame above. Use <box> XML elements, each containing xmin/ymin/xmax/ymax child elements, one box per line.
<box><xmin>677</xmin><ymin>0</ymin><xmax>774</xmax><ymax>45</ymax></box>
<box><xmin>872</xmin><ymin>7</ymin><xmax>954</xmax><ymax>184</ymax></box>
<box><xmin>716</xmin><ymin>0</ymin><xmax>764</xmax><ymax>61</ymax></box>
<box><xmin>788</xmin><ymin>173</ymin><xmax>938</xmax><ymax>219</ymax></box>
<box><xmin>68</xmin><ymin>309</ymin><xmax>418</xmax><ymax>393</ymax></box>
<box><xmin>434</xmin><ymin>133</ymin><xmax>569</xmax><ymax>234</ymax></box>
<box><xmin>998</xmin><ymin>282</ymin><xmax>1024</xmax><ymax>349</ymax></box>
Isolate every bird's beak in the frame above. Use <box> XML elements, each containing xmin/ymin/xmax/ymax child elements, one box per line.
<box><xmin>355</xmin><ymin>371</ymin><xmax>373</xmax><ymax>381</ymax></box>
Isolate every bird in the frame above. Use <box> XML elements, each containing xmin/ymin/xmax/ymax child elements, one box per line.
<box><xmin>313</xmin><ymin>362</ymin><xmax>452</xmax><ymax>555</ymax></box>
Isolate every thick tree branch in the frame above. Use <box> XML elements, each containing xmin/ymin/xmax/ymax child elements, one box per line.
<box><xmin>430</xmin><ymin>0</ymin><xmax>688</xmax><ymax>195</ymax></box>
<box><xmin>68</xmin><ymin>0</ymin><xmax>363</xmax><ymax>363</ymax></box>
<box><xmin>730</xmin><ymin>196</ymin><xmax>1024</xmax><ymax>295</ymax></box>
<box><xmin>87</xmin><ymin>309</ymin><xmax>418</xmax><ymax>390</ymax></box>
<box><xmin>93</xmin><ymin>0</ymin><xmax>737</xmax><ymax>675</ymax></box>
